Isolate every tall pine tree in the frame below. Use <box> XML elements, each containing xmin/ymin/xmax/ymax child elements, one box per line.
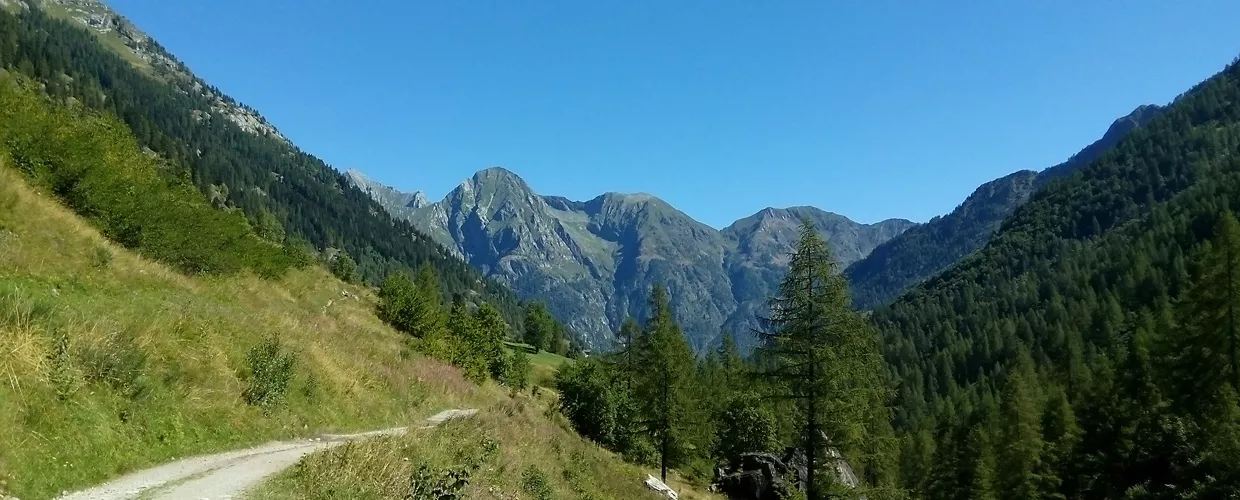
<box><xmin>756</xmin><ymin>220</ymin><xmax>892</xmax><ymax>498</ymax></box>
<box><xmin>1177</xmin><ymin>211</ymin><xmax>1240</xmax><ymax>397</ymax></box>
<box><xmin>632</xmin><ymin>284</ymin><xmax>698</xmax><ymax>481</ymax></box>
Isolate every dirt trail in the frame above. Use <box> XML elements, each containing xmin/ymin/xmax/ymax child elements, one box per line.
<box><xmin>56</xmin><ymin>408</ymin><xmax>479</xmax><ymax>500</ymax></box>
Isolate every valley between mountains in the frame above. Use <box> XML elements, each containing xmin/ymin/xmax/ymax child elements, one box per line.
<box><xmin>347</xmin><ymin>102</ymin><xmax>1159</xmax><ymax>351</ymax></box>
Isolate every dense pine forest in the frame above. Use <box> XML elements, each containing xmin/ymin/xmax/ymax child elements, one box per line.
<box><xmin>0</xmin><ymin>7</ymin><xmax>528</xmax><ymax>323</ymax></box>
<box><xmin>874</xmin><ymin>56</ymin><xmax>1240</xmax><ymax>497</ymax></box>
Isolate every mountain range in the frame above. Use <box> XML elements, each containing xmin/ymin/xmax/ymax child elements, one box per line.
<box><xmin>349</xmin><ymin>168</ymin><xmax>914</xmax><ymax>350</ymax></box>
<box><xmin>31</xmin><ymin>0</ymin><xmax>1163</xmax><ymax>355</ymax></box>
<box><xmin>347</xmin><ymin>100</ymin><xmax>1157</xmax><ymax>351</ymax></box>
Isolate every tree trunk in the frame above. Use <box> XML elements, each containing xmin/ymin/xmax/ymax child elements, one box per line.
<box><xmin>661</xmin><ymin>375</ymin><xmax>669</xmax><ymax>481</ymax></box>
<box><xmin>807</xmin><ymin>355</ymin><xmax>818</xmax><ymax>498</ymax></box>
<box><xmin>1229</xmin><ymin>242</ymin><xmax>1239</xmax><ymax>394</ymax></box>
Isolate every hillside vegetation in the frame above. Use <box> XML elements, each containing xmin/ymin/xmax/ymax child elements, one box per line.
<box><xmin>0</xmin><ymin>75</ymin><xmax>707</xmax><ymax>500</ymax></box>
<box><xmin>876</xmin><ymin>58</ymin><xmax>1240</xmax><ymax>496</ymax></box>
<box><xmin>0</xmin><ymin>3</ymin><xmax>527</xmax><ymax>324</ymax></box>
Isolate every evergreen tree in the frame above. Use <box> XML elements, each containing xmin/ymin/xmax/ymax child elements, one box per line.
<box><xmin>447</xmin><ymin>298</ymin><xmax>486</xmax><ymax>383</ymax></box>
<box><xmin>473</xmin><ymin>303</ymin><xmax>510</xmax><ymax>380</ymax></box>
<box><xmin>965</xmin><ymin>423</ymin><xmax>998</xmax><ymax>500</ymax></box>
<box><xmin>632</xmin><ymin>284</ymin><xmax>698</xmax><ymax>481</ymax></box>
<box><xmin>756</xmin><ymin>220</ymin><xmax>892</xmax><ymax>498</ymax></box>
<box><xmin>997</xmin><ymin>361</ymin><xmax>1047</xmax><ymax>499</ymax></box>
<box><xmin>506</xmin><ymin>349</ymin><xmax>532</xmax><ymax>389</ymax></box>
<box><xmin>1177</xmin><ymin>211</ymin><xmax>1240</xmax><ymax>397</ymax></box>
<box><xmin>616</xmin><ymin>317</ymin><xmax>641</xmax><ymax>393</ymax></box>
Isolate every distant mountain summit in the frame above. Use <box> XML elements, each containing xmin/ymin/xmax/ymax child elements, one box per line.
<box><xmin>346</xmin><ymin>169</ymin><xmax>430</xmax><ymax>219</ymax></box>
<box><xmin>349</xmin><ymin>167</ymin><xmax>914</xmax><ymax>350</ymax></box>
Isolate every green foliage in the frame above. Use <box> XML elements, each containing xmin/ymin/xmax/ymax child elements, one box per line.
<box><xmin>48</xmin><ymin>329</ymin><xmax>74</xmax><ymax>401</ymax></box>
<box><xmin>0</xmin><ymin>77</ymin><xmax>303</xmax><ymax>277</ymax></box>
<box><xmin>242</xmin><ymin>336</ymin><xmax>296</xmax><ymax>412</ymax></box>
<box><xmin>404</xmin><ymin>460</ymin><xmax>478</xmax><ymax>500</ymax></box>
<box><xmin>328</xmin><ymin>251</ymin><xmax>359</xmax><ymax>284</ymax></box>
<box><xmin>1175</xmin><ymin>211</ymin><xmax>1240</xmax><ymax>397</ymax></box>
<box><xmin>631</xmin><ymin>284</ymin><xmax>701</xmax><ymax>481</ymax></box>
<box><xmin>869</xmin><ymin>57</ymin><xmax>1240</xmax><ymax>497</ymax></box>
<box><xmin>714</xmin><ymin>393</ymin><xmax>779</xmax><ymax>464</ymax></box>
<box><xmin>506</xmin><ymin>349</ymin><xmax>532</xmax><ymax>390</ymax></box>
<box><xmin>253</xmin><ymin>208</ymin><xmax>286</xmax><ymax>243</ymax></box>
<box><xmin>520</xmin><ymin>465</ymin><xmax>554</xmax><ymax>500</ymax></box>
<box><xmin>554</xmin><ymin>359</ymin><xmax>632</xmax><ymax>450</ymax></box>
<box><xmin>78</xmin><ymin>330</ymin><xmax>150</xmax><ymax>402</ymax></box>
<box><xmin>89</xmin><ymin>246</ymin><xmax>112</xmax><ymax>269</ymax></box>
<box><xmin>378</xmin><ymin>266</ymin><xmax>449</xmax><ymax>350</ymax></box>
<box><xmin>523</xmin><ymin>301</ymin><xmax>555</xmax><ymax>352</ymax></box>
<box><xmin>756</xmin><ymin>220</ymin><xmax>894</xmax><ymax>497</ymax></box>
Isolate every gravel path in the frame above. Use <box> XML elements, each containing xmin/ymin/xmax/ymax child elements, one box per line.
<box><xmin>56</xmin><ymin>408</ymin><xmax>479</xmax><ymax>500</ymax></box>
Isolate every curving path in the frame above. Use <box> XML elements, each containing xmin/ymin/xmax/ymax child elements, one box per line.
<box><xmin>56</xmin><ymin>408</ymin><xmax>479</xmax><ymax>500</ymax></box>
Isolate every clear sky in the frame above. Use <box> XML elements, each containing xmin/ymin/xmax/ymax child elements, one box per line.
<box><xmin>107</xmin><ymin>0</ymin><xmax>1240</xmax><ymax>227</ymax></box>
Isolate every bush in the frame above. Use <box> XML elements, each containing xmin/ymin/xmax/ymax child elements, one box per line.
<box><xmin>404</xmin><ymin>461</ymin><xmax>478</xmax><ymax>500</ymax></box>
<box><xmin>328</xmin><ymin>252</ymin><xmax>359</xmax><ymax>283</ymax></box>
<box><xmin>521</xmin><ymin>465</ymin><xmax>554</xmax><ymax>500</ymax></box>
<box><xmin>89</xmin><ymin>246</ymin><xmax>112</xmax><ymax>269</ymax></box>
<box><xmin>242</xmin><ymin>336</ymin><xmax>295</xmax><ymax>412</ymax></box>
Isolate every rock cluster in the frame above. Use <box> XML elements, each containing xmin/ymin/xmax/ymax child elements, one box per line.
<box><xmin>712</xmin><ymin>447</ymin><xmax>859</xmax><ymax>500</ymax></box>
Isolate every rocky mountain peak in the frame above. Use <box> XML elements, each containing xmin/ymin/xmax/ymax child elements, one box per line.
<box><xmin>353</xmin><ymin>166</ymin><xmax>914</xmax><ymax>351</ymax></box>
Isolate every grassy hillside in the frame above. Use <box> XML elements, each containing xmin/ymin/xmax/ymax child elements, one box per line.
<box><xmin>0</xmin><ymin>87</ymin><xmax>710</xmax><ymax>500</ymax></box>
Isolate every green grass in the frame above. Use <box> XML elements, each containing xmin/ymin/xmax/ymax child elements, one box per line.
<box><xmin>0</xmin><ymin>166</ymin><xmax>480</xmax><ymax>499</ymax></box>
<box><xmin>251</xmin><ymin>392</ymin><xmax>719</xmax><ymax>500</ymax></box>
<box><xmin>0</xmin><ymin>167</ymin><xmax>715</xmax><ymax>499</ymax></box>
<box><xmin>504</xmin><ymin>341</ymin><xmax>574</xmax><ymax>389</ymax></box>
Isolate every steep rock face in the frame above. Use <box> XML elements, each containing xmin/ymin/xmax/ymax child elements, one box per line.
<box><xmin>844</xmin><ymin>104</ymin><xmax>1163</xmax><ymax>310</ymax></box>
<box><xmin>351</xmin><ymin>168</ymin><xmax>913</xmax><ymax>351</ymax></box>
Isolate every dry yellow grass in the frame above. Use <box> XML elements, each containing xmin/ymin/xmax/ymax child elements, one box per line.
<box><xmin>0</xmin><ymin>165</ymin><xmax>716</xmax><ymax>499</ymax></box>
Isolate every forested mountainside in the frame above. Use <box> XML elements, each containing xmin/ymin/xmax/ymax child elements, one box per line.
<box><xmin>844</xmin><ymin>104</ymin><xmax>1162</xmax><ymax>310</ymax></box>
<box><xmin>348</xmin><ymin>167</ymin><xmax>914</xmax><ymax>350</ymax></box>
<box><xmin>0</xmin><ymin>0</ymin><xmax>527</xmax><ymax>322</ymax></box>
<box><xmin>877</xmin><ymin>57</ymin><xmax>1240</xmax><ymax>496</ymax></box>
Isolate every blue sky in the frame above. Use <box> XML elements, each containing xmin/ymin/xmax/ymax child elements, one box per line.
<box><xmin>108</xmin><ymin>0</ymin><xmax>1240</xmax><ymax>227</ymax></box>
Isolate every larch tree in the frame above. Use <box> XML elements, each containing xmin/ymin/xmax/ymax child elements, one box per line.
<box><xmin>756</xmin><ymin>219</ymin><xmax>892</xmax><ymax>498</ymax></box>
<box><xmin>1178</xmin><ymin>211</ymin><xmax>1240</xmax><ymax>397</ymax></box>
<box><xmin>632</xmin><ymin>284</ymin><xmax>698</xmax><ymax>481</ymax></box>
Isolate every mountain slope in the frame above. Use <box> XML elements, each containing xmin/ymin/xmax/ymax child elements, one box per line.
<box><xmin>0</xmin><ymin>1</ymin><xmax>526</xmax><ymax>323</ymax></box>
<box><xmin>844</xmin><ymin>104</ymin><xmax>1162</xmax><ymax>309</ymax></box>
<box><xmin>873</xmin><ymin>57</ymin><xmax>1240</xmax><ymax>494</ymax></box>
<box><xmin>0</xmin><ymin>140</ymin><xmax>696</xmax><ymax>500</ymax></box>
<box><xmin>351</xmin><ymin>168</ymin><xmax>914</xmax><ymax>350</ymax></box>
